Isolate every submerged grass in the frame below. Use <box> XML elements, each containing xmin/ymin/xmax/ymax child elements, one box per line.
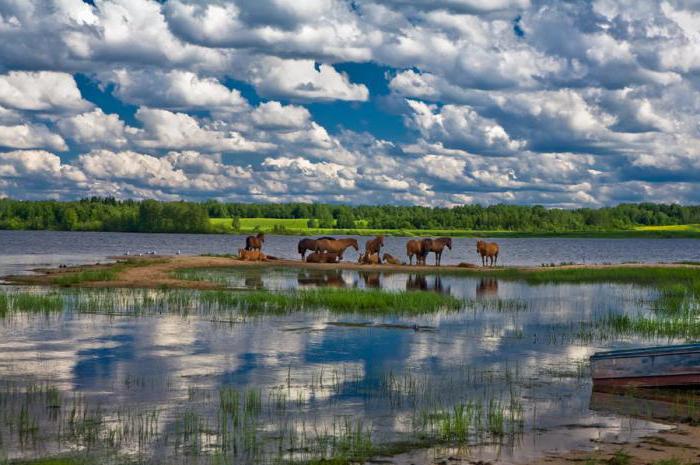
<box><xmin>0</xmin><ymin>293</ymin><xmax>63</xmax><ymax>317</ymax></box>
<box><xmin>199</xmin><ymin>288</ymin><xmax>463</xmax><ymax>315</ymax></box>
<box><xmin>0</xmin><ymin>288</ymin><xmax>463</xmax><ymax>319</ymax></box>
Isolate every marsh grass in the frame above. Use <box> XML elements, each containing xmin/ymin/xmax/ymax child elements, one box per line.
<box><xmin>0</xmin><ymin>287</ymin><xmax>463</xmax><ymax>320</ymax></box>
<box><xmin>0</xmin><ymin>293</ymin><xmax>63</xmax><ymax>317</ymax></box>
<box><xmin>52</xmin><ymin>269</ymin><xmax>120</xmax><ymax>286</ymax></box>
<box><xmin>197</xmin><ymin>288</ymin><xmax>463</xmax><ymax>315</ymax></box>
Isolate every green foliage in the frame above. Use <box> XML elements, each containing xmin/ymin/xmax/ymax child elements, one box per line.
<box><xmin>0</xmin><ymin>197</ymin><xmax>210</xmax><ymax>233</ymax></box>
<box><xmin>2</xmin><ymin>198</ymin><xmax>700</xmax><ymax>234</ymax></box>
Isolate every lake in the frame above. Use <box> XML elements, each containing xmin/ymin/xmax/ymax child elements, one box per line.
<box><xmin>1</xmin><ymin>231</ymin><xmax>699</xmax><ymax>464</ymax></box>
<box><xmin>1</xmin><ymin>230</ymin><xmax>700</xmax><ymax>277</ymax></box>
<box><xmin>0</xmin><ymin>270</ymin><xmax>693</xmax><ymax>464</ymax></box>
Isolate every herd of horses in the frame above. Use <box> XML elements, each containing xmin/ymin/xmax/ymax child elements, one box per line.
<box><xmin>243</xmin><ymin>232</ymin><xmax>500</xmax><ymax>267</ymax></box>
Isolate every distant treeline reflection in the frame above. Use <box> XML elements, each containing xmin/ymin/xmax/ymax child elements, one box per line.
<box><xmin>0</xmin><ymin>198</ymin><xmax>699</xmax><ymax>234</ymax></box>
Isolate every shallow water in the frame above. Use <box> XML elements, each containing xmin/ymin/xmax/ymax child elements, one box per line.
<box><xmin>0</xmin><ymin>272</ymin><xmax>689</xmax><ymax>464</ymax></box>
<box><xmin>2</xmin><ymin>230</ymin><xmax>700</xmax><ymax>277</ymax></box>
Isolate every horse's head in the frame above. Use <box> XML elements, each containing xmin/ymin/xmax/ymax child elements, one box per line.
<box><xmin>377</xmin><ymin>235</ymin><xmax>384</xmax><ymax>246</ymax></box>
<box><xmin>445</xmin><ymin>238</ymin><xmax>453</xmax><ymax>250</ymax></box>
<box><xmin>476</xmin><ymin>240</ymin><xmax>484</xmax><ymax>253</ymax></box>
<box><xmin>258</xmin><ymin>233</ymin><xmax>265</xmax><ymax>240</ymax></box>
<box><xmin>351</xmin><ymin>239</ymin><xmax>359</xmax><ymax>250</ymax></box>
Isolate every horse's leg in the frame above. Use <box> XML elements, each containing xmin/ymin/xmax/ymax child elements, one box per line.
<box><xmin>494</xmin><ymin>253</ymin><xmax>498</xmax><ymax>267</ymax></box>
<box><xmin>408</xmin><ymin>254</ymin><xmax>413</xmax><ymax>265</ymax></box>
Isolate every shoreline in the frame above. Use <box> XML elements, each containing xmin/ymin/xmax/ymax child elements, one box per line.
<box><xmin>3</xmin><ymin>228</ymin><xmax>700</xmax><ymax>239</ymax></box>
<box><xmin>4</xmin><ymin>254</ymin><xmax>700</xmax><ymax>289</ymax></box>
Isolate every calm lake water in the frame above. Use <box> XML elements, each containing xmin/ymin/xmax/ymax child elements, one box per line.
<box><xmin>1</xmin><ymin>230</ymin><xmax>700</xmax><ymax>277</ymax></box>
<box><xmin>0</xmin><ymin>273</ymin><xmax>687</xmax><ymax>464</ymax></box>
<box><xmin>1</xmin><ymin>230</ymin><xmax>698</xmax><ymax>463</ymax></box>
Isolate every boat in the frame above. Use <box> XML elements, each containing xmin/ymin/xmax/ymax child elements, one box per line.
<box><xmin>590</xmin><ymin>343</ymin><xmax>700</xmax><ymax>388</ymax></box>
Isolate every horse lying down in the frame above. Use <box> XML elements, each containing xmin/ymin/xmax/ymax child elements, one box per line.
<box><xmin>305</xmin><ymin>252</ymin><xmax>340</xmax><ymax>263</ymax></box>
<box><xmin>382</xmin><ymin>253</ymin><xmax>403</xmax><ymax>265</ymax></box>
<box><xmin>238</xmin><ymin>249</ymin><xmax>267</xmax><ymax>261</ymax></box>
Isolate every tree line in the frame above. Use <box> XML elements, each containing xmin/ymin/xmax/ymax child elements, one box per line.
<box><xmin>0</xmin><ymin>198</ymin><xmax>699</xmax><ymax>234</ymax></box>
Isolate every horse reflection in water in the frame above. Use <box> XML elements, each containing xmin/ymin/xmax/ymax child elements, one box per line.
<box><xmin>297</xmin><ymin>269</ymin><xmax>349</xmax><ymax>288</ymax></box>
<box><xmin>476</xmin><ymin>277</ymin><xmax>499</xmax><ymax>298</ymax></box>
<box><xmin>359</xmin><ymin>271</ymin><xmax>381</xmax><ymax>288</ymax></box>
<box><xmin>406</xmin><ymin>274</ymin><xmax>450</xmax><ymax>294</ymax></box>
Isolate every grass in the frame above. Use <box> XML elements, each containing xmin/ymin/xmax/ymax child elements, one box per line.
<box><xmin>52</xmin><ymin>268</ymin><xmax>120</xmax><ymax>286</ymax></box>
<box><xmin>636</xmin><ymin>224</ymin><xmax>700</xmax><ymax>232</ymax></box>
<box><xmin>198</xmin><ymin>288</ymin><xmax>463</xmax><ymax>316</ymax></box>
<box><xmin>0</xmin><ymin>293</ymin><xmax>63</xmax><ymax>317</ymax></box>
<box><xmin>0</xmin><ymin>288</ymin><xmax>463</xmax><ymax>319</ymax></box>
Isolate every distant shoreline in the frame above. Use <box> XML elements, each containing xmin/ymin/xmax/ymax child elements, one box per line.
<box><xmin>3</xmin><ymin>227</ymin><xmax>700</xmax><ymax>239</ymax></box>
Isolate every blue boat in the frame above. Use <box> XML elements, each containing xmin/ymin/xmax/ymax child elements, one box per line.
<box><xmin>590</xmin><ymin>343</ymin><xmax>700</xmax><ymax>388</ymax></box>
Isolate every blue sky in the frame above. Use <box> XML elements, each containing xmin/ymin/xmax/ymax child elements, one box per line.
<box><xmin>0</xmin><ymin>0</ymin><xmax>699</xmax><ymax>207</ymax></box>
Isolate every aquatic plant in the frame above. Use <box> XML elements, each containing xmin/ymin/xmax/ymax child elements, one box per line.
<box><xmin>0</xmin><ymin>292</ymin><xmax>63</xmax><ymax>317</ymax></box>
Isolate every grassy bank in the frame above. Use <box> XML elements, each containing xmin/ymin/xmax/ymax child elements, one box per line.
<box><xmin>209</xmin><ymin>217</ymin><xmax>700</xmax><ymax>238</ymax></box>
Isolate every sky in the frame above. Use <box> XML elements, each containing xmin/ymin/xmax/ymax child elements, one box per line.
<box><xmin>0</xmin><ymin>0</ymin><xmax>699</xmax><ymax>207</ymax></box>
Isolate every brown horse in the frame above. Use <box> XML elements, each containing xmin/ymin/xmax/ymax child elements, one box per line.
<box><xmin>476</xmin><ymin>240</ymin><xmax>499</xmax><ymax>267</ymax></box>
<box><xmin>358</xmin><ymin>251</ymin><xmax>380</xmax><ymax>264</ymax></box>
<box><xmin>314</xmin><ymin>238</ymin><xmax>358</xmax><ymax>260</ymax></box>
<box><xmin>305</xmin><ymin>252</ymin><xmax>340</xmax><ymax>263</ymax></box>
<box><xmin>298</xmin><ymin>236</ymin><xmax>336</xmax><ymax>260</ymax></box>
<box><xmin>245</xmin><ymin>232</ymin><xmax>265</xmax><ymax>251</ymax></box>
<box><xmin>365</xmin><ymin>236</ymin><xmax>384</xmax><ymax>263</ymax></box>
<box><xmin>406</xmin><ymin>239</ymin><xmax>429</xmax><ymax>265</ymax></box>
<box><xmin>382</xmin><ymin>253</ymin><xmax>402</xmax><ymax>265</ymax></box>
<box><xmin>422</xmin><ymin>237</ymin><xmax>452</xmax><ymax>266</ymax></box>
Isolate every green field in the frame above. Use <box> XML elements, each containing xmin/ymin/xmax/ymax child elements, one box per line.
<box><xmin>209</xmin><ymin>218</ymin><xmax>700</xmax><ymax>238</ymax></box>
<box><xmin>635</xmin><ymin>224</ymin><xmax>700</xmax><ymax>232</ymax></box>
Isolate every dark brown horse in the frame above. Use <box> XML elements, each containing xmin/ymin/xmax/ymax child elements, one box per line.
<box><xmin>365</xmin><ymin>235</ymin><xmax>384</xmax><ymax>263</ymax></box>
<box><xmin>245</xmin><ymin>232</ymin><xmax>265</xmax><ymax>251</ymax></box>
<box><xmin>298</xmin><ymin>236</ymin><xmax>336</xmax><ymax>260</ymax></box>
<box><xmin>422</xmin><ymin>237</ymin><xmax>452</xmax><ymax>266</ymax></box>
<box><xmin>305</xmin><ymin>252</ymin><xmax>340</xmax><ymax>263</ymax></box>
<box><xmin>406</xmin><ymin>239</ymin><xmax>429</xmax><ymax>265</ymax></box>
<box><xmin>314</xmin><ymin>238</ymin><xmax>359</xmax><ymax>260</ymax></box>
<box><xmin>476</xmin><ymin>240</ymin><xmax>499</xmax><ymax>267</ymax></box>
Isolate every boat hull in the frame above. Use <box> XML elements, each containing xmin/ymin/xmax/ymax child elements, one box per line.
<box><xmin>590</xmin><ymin>343</ymin><xmax>700</xmax><ymax>388</ymax></box>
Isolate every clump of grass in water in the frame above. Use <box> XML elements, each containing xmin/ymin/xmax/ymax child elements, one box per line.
<box><xmin>0</xmin><ymin>293</ymin><xmax>63</xmax><ymax>317</ymax></box>
<box><xmin>199</xmin><ymin>288</ymin><xmax>463</xmax><ymax>315</ymax></box>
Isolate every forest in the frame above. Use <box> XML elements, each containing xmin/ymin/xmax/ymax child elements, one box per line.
<box><xmin>0</xmin><ymin>198</ymin><xmax>699</xmax><ymax>235</ymax></box>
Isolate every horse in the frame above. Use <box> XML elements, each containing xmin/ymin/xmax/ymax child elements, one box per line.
<box><xmin>406</xmin><ymin>239</ymin><xmax>429</xmax><ymax>265</ymax></box>
<box><xmin>365</xmin><ymin>236</ymin><xmax>384</xmax><ymax>263</ymax></box>
<box><xmin>476</xmin><ymin>240</ymin><xmax>499</xmax><ymax>267</ymax></box>
<box><xmin>422</xmin><ymin>237</ymin><xmax>452</xmax><ymax>266</ymax></box>
<box><xmin>245</xmin><ymin>232</ymin><xmax>265</xmax><ymax>251</ymax></box>
<box><xmin>314</xmin><ymin>238</ymin><xmax>359</xmax><ymax>260</ymax></box>
<box><xmin>358</xmin><ymin>251</ymin><xmax>380</xmax><ymax>265</ymax></box>
<box><xmin>298</xmin><ymin>236</ymin><xmax>336</xmax><ymax>260</ymax></box>
<box><xmin>382</xmin><ymin>253</ymin><xmax>402</xmax><ymax>265</ymax></box>
<box><xmin>305</xmin><ymin>252</ymin><xmax>340</xmax><ymax>263</ymax></box>
<box><xmin>238</xmin><ymin>248</ymin><xmax>267</xmax><ymax>261</ymax></box>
